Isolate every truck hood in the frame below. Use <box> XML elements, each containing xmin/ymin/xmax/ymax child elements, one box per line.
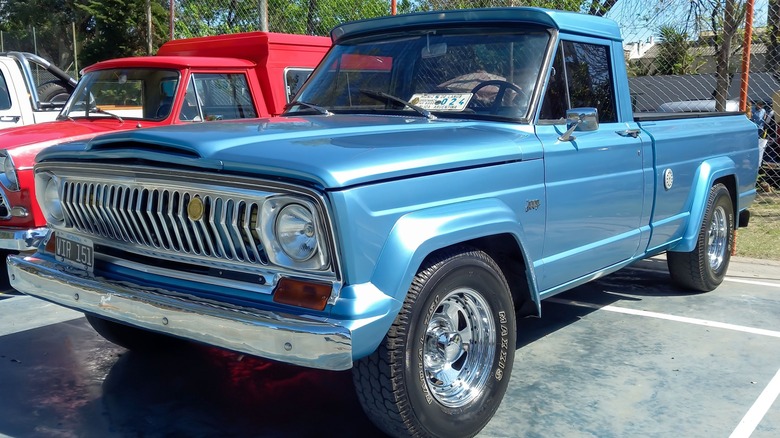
<box><xmin>0</xmin><ymin>118</ymin><xmax>141</xmax><ymax>169</ymax></box>
<box><xmin>39</xmin><ymin>115</ymin><xmax>538</xmax><ymax>189</ymax></box>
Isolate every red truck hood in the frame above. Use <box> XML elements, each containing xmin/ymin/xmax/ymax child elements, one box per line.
<box><xmin>0</xmin><ymin>119</ymin><xmax>154</xmax><ymax>169</ymax></box>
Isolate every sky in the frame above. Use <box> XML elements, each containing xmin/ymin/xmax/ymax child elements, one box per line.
<box><xmin>605</xmin><ymin>0</ymin><xmax>771</xmax><ymax>43</ymax></box>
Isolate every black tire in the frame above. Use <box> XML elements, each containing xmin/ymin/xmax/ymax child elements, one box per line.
<box><xmin>37</xmin><ymin>81</ymin><xmax>70</xmax><ymax>104</ymax></box>
<box><xmin>0</xmin><ymin>250</ymin><xmax>15</xmax><ymax>291</ymax></box>
<box><xmin>85</xmin><ymin>314</ymin><xmax>178</xmax><ymax>351</ymax></box>
<box><xmin>667</xmin><ymin>183</ymin><xmax>734</xmax><ymax>291</ymax></box>
<box><xmin>353</xmin><ymin>248</ymin><xmax>515</xmax><ymax>438</ymax></box>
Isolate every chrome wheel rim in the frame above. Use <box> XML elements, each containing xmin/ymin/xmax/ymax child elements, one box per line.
<box><xmin>707</xmin><ymin>205</ymin><xmax>728</xmax><ymax>271</ymax></box>
<box><xmin>423</xmin><ymin>287</ymin><xmax>496</xmax><ymax>408</ymax></box>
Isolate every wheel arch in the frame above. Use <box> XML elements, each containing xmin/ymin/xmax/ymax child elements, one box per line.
<box><xmin>671</xmin><ymin>157</ymin><xmax>737</xmax><ymax>253</ymax></box>
<box><xmin>369</xmin><ymin>198</ymin><xmax>541</xmax><ymax>318</ymax></box>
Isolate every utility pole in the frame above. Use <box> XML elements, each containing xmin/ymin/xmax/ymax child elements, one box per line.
<box><xmin>147</xmin><ymin>0</ymin><xmax>153</xmax><ymax>54</ymax></box>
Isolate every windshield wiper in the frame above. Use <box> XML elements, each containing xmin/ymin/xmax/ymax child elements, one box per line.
<box><xmin>359</xmin><ymin>89</ymin><xmax>436</xmax><ymax>120</ymax></box>
<box><xmin>286</xmin><ymin>100</ymin><xmax>332</xmax><ymax>116</ymax></box>
<box><xmin>88</xmin><ymin>106</ymin><xmax>124</xmax><ymax>123</ymax></box>
<box><xmin>56</xmin><ymin>113</ymin><xmax>74</xmax><ymax>122</ymax></box>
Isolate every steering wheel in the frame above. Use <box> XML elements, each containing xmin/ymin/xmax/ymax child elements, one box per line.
<box><xmin>469</xmin><ymin>80</ymin><xmax>526</xmax><ymax>114</ymax></box>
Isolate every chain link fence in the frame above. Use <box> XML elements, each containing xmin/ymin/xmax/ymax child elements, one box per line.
<box><xmin>1</xmin><ymin>0</ymin><xmax>779</xmax><ymax>254</ymax></box>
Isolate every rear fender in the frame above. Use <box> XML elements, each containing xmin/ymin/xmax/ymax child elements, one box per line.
<box><xmin>671</xmin><ymin>156</ymin><xmax>736</xmax><ymax>253</ymax></box>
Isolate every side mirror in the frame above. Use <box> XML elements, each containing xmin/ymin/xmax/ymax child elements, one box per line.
<box><xmin>559</xmin><ymin>107</ymin><xmax>599</xmax><ymax>142</ymax></box>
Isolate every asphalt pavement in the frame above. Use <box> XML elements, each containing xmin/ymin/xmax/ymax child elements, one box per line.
<box><xmin>1</xmin><ymin>255</ymin><xmax>778</xmax><ymax>437</ymax></box>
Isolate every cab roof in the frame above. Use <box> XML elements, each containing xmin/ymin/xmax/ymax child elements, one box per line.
<box><xmin>331</xmin><ymin>7</ymin><xmax>623</xmax><ymax>43</ymax></box>
<box><xmin>83</xmin><ymin>56</ymin><xmax>255</xmax><ymax>73</ymax></box>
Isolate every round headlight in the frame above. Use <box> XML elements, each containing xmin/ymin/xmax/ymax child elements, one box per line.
<box><xmin>3</xmin><ymin>156</ymin><xmax>18</xmax><ymax>191</ymax></box>
<box><xmin>43</xmin><ymin>177</ymin><xmax>64</xmax><ymax>222</ymax></box>
<box><xmin>275</xmin><ymin>204</ymin><xmax>318</xmax><ymax>262</ymax></box>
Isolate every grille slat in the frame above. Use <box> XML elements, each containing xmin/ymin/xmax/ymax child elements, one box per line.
<box><xmin>62</xmin><ymin>181</ymin><xmax>270</xmax><ymax>267</ymax></box>
<box><xmin>207</xmin><ymin>198</ymin><xmax>228</xmax><ymax>259</ymax></box>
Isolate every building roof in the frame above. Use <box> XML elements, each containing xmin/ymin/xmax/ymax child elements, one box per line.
<box><xmin>629</xmin><ymin>72</ymin><xmax>780</xmax><ymax>112</ymax></box>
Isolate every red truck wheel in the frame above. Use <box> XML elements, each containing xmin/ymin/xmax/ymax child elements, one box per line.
<box><xmin>353</xmin><ymin>248</ymin><xmax>515</xmax><ymax>437</ymax></box>
<box><xmin>667</xmin><ymin>183</ymin><xmax>734</xmax><ymax>291</ymax></box>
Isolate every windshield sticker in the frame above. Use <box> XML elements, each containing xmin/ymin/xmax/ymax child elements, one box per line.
<box><xmin>409</xmin><ymin>93</ymin><xmax>473</xmax><ymax>111</ymax></box>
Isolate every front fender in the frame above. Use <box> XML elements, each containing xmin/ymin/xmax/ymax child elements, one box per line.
<box><xmin>671</xmin><ymin>156</ymin><xmax>736</xmax><ymax>253</ymax></box>
<box><xmin>369</xmin><ymin>197</ymin><xmax>539</xmax><ymax>306</ymax></box>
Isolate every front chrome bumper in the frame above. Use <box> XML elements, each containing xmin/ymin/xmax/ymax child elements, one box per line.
<box><xmin>7</xmin><ymin>254</ymin><xmax>353</xmax><ymax>371</ymax></box>
<box><xmin>0</xmin><ymin>227</ymin><xmax>48</xmax><ymax>251</ymax></box>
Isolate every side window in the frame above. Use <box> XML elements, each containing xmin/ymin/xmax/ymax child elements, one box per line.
<box><xmin>562</xmin><ymin>41</ymin><xmax>617</xmax><ymax>123</ymax></box>
<box><xmin>285</xmin><ymin>68</ymin><xmax>314</xmax><ymax>103</ymax></box>
<box><xmin>186</xmin><ymin>73</ymin><xmax>258</xmax><ymax>121</ymax></box>
<box><xmin>539</xmin><ymin>40</ymin><xmax>617</xmax><ymax>123</ymax></box>
<box><xmin>0</xmin><ymin>71</ymin><xmax>11</xmax><ymax>110</ymax></box>
<box><xmin>539</xmin><ymin>46</ymin><xmax>567</xmax><ymax>122</ymax></box>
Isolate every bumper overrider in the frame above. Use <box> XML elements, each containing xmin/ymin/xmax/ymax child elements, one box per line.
<box><xmin>0</xmin><ymin>227</ymin><xmax>48</xmax><ymax>251</ymax></box>
<box><xmin>7</xmin><ymin>254</ymin><xmax>353</xmax><ymax>371</ymax></box>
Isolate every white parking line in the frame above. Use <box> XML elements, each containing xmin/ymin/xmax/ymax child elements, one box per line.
<box><xmin>547</xmin><ymin>297</ymin><xmax>780</xmax><ymax>437</ymax></box>
<box><xmin>546</xmin><ymin>298</ymin><xmax>780</xmax><ymax>338</ymax></box>
<box><xmin>730</xmin><ymin>367</ymin><xmax>780</xmax><ymax>438</ymax></box>
<box><xmin>725</xmin><ymin>277</ymin><xmax>780</xmax><ymax>288</ymax></box>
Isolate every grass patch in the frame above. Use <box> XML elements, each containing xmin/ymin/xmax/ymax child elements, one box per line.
<box><xmin>736</xmin><ymin>192</ymin><xmax>780</xmax><ymax>260</ymax></box>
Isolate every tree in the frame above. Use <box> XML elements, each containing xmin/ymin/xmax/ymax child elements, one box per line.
<box><xmin>77</xmin><ymin>0</ymin><xmax>168</xmax><ymax>65</ymax></box>
<box><xmin>688</xmin><ymin>0</ymin><xmax>746</xmax><ymax>111</ymax></box>
<box><xmin>655</xmin><ymin>25</ymin><xmax>700</xmax><ymax>75</ymax></box>
<box><xmin>0</xmin><ymin>0</ymin><xmax>90</xmax><ymax>70</ymax></box>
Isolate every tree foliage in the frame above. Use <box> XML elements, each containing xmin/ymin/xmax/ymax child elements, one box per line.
<box><xmin>655</xmin><ymin>25</ymin><xmax>700</xmax><ymax>75</ymax></box>
<box><xmin>77</xmin><ymin>0</ymin><xmax>168</xmax><ymax>65</ymax></box>
<box><xmin>687</xmin><ymin>0</ymin><xmax>746</xmax><ymax>110</ymax></box>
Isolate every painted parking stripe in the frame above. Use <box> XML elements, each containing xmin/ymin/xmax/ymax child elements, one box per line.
<box><xmin>546</xmin><ymin>298</ymin><xmax>780</xmax><ymax>339</ymax></box>
<box><xmin>729</xmin><ymin>367</ymin><xmax>780</xmax><ymax>438</ymax></box>
<box><xmin>0</xmin><ymin>295</ymin><xmax>82</xmax><ymax>337</ymax></box>
<box><xmin>627</xmin><ymin>266</ymin><xmax>780</xmax><ymax>288</ymax></box>
<box><xmin>548</xmin><ymin>297</ymin><xmax>780</xmax><ymax>437</ymax></box>
<box><xmin>724</xmin><ymin>278</ymin><xmax>780</xmax><ymax>288</ymax></box>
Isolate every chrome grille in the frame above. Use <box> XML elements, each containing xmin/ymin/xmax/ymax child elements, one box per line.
<box><xmin>61</xmin><ymin>181</ymin><xmax>269</xmax><ymax>265</ymax></box>
<box><xmin>0</xmin><ymin>190</ymin><xmax>9</xmax><ymax>219</ymax></box>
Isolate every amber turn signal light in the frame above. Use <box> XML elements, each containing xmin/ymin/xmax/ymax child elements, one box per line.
<box><xmin>273</xmin><ymin>278</ymin><xmax>331</xmax><ymax>311</ymax></box>
<box><xmin>44</xmin><ymin>231</ymin><xmax>56</xmax><ymax>253</ymax></box>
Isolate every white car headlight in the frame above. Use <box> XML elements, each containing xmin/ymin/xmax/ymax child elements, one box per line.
<box><xmin>275</xmin><ymin>203</ymin><xmax>318</xmax><ymax>262</ymax></box>
<box><xmin>35</xmin><ymin>172</ymin><xmax>64</xmax><ymax>225</ymax></box>
<box><xmin>2</xmin><ymin>154</ymin><xmax>19</xmax><ymax>191</ymax></box>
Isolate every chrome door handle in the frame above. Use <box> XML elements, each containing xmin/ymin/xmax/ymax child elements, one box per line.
<box><xmin>616</xmin><ymin>129</ymin><xmax>641</xmax><ymax>138</ymax></box>
<box><xmin>0</xmin><ymin>116</ymin><xmax>21</xmax><ymax>123</ymax></box>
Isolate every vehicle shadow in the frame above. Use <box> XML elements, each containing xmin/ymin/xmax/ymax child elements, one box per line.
<box><xmin>515</xmin><ymin>260</ymin><xmax>694</xmax><ymax>349</ymax></box>
<box><xmin>98</xmin><ymin>343</ymin><xmax>387</xmax><ymax>437</ymax></box>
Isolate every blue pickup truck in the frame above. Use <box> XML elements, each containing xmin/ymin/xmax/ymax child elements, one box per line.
<box><xmin>8</xmin><ymin>7</ymin><xmax>758</xmax><ymax>437</ymax></box>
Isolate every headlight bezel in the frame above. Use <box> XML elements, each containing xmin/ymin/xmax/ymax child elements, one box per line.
<box><xmin>259</xmin><ymin>196</ymin><xmax>329</xmax><ymax>271</ymax></box>
<box><xmin>34</xmin><ymin>171</ymin><xmax>65</xmax><ymax>226</ymax></box>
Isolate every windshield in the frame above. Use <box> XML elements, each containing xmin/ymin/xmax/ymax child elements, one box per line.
<box><xmin>289</xmin><ymin>27</ymin><xmax>550</xmax><ymax>121</ymax></box>
<box><xmin>62</xmin><ymin>68</ymin><xmax>180</xmax><ymax>120</ymax></box>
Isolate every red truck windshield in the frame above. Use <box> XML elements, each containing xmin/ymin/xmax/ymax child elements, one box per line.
<box><xmin>290</xmin><ymin>28</ymin><xmax>550</xmax><ymax>121</ymax></box>
<box><xmin>62</xmin><ymin>68</ymin><xmax>181</xmax><ymax>121</ymax></box>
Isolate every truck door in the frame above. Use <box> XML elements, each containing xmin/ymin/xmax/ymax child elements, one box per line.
<box><xmin>535</xmin><ymin>38</ymin><xmax>645</xmax><ymax>292</ymax></box>
<box><xmin>0</xmin><ymin>63</ymin><xmax>23</xmax><ymax>129</ymax></box>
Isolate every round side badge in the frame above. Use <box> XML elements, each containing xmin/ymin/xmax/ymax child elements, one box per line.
<box><xmin>663</xmin><ymin>168</ymin><xmax>674</xmax><ymax>191</ymax></box>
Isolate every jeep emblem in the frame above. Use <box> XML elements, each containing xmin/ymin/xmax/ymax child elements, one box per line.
<box><xmin>187</xmin><ymin>196</ymin><xmax>205</xmax><ymax>221</ymax></box>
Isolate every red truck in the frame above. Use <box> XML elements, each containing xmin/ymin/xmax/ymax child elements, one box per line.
<box><xmin>0</xmin><ymin>32</ymin><xmax>329</xmax><ymax>256</ymax></box>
